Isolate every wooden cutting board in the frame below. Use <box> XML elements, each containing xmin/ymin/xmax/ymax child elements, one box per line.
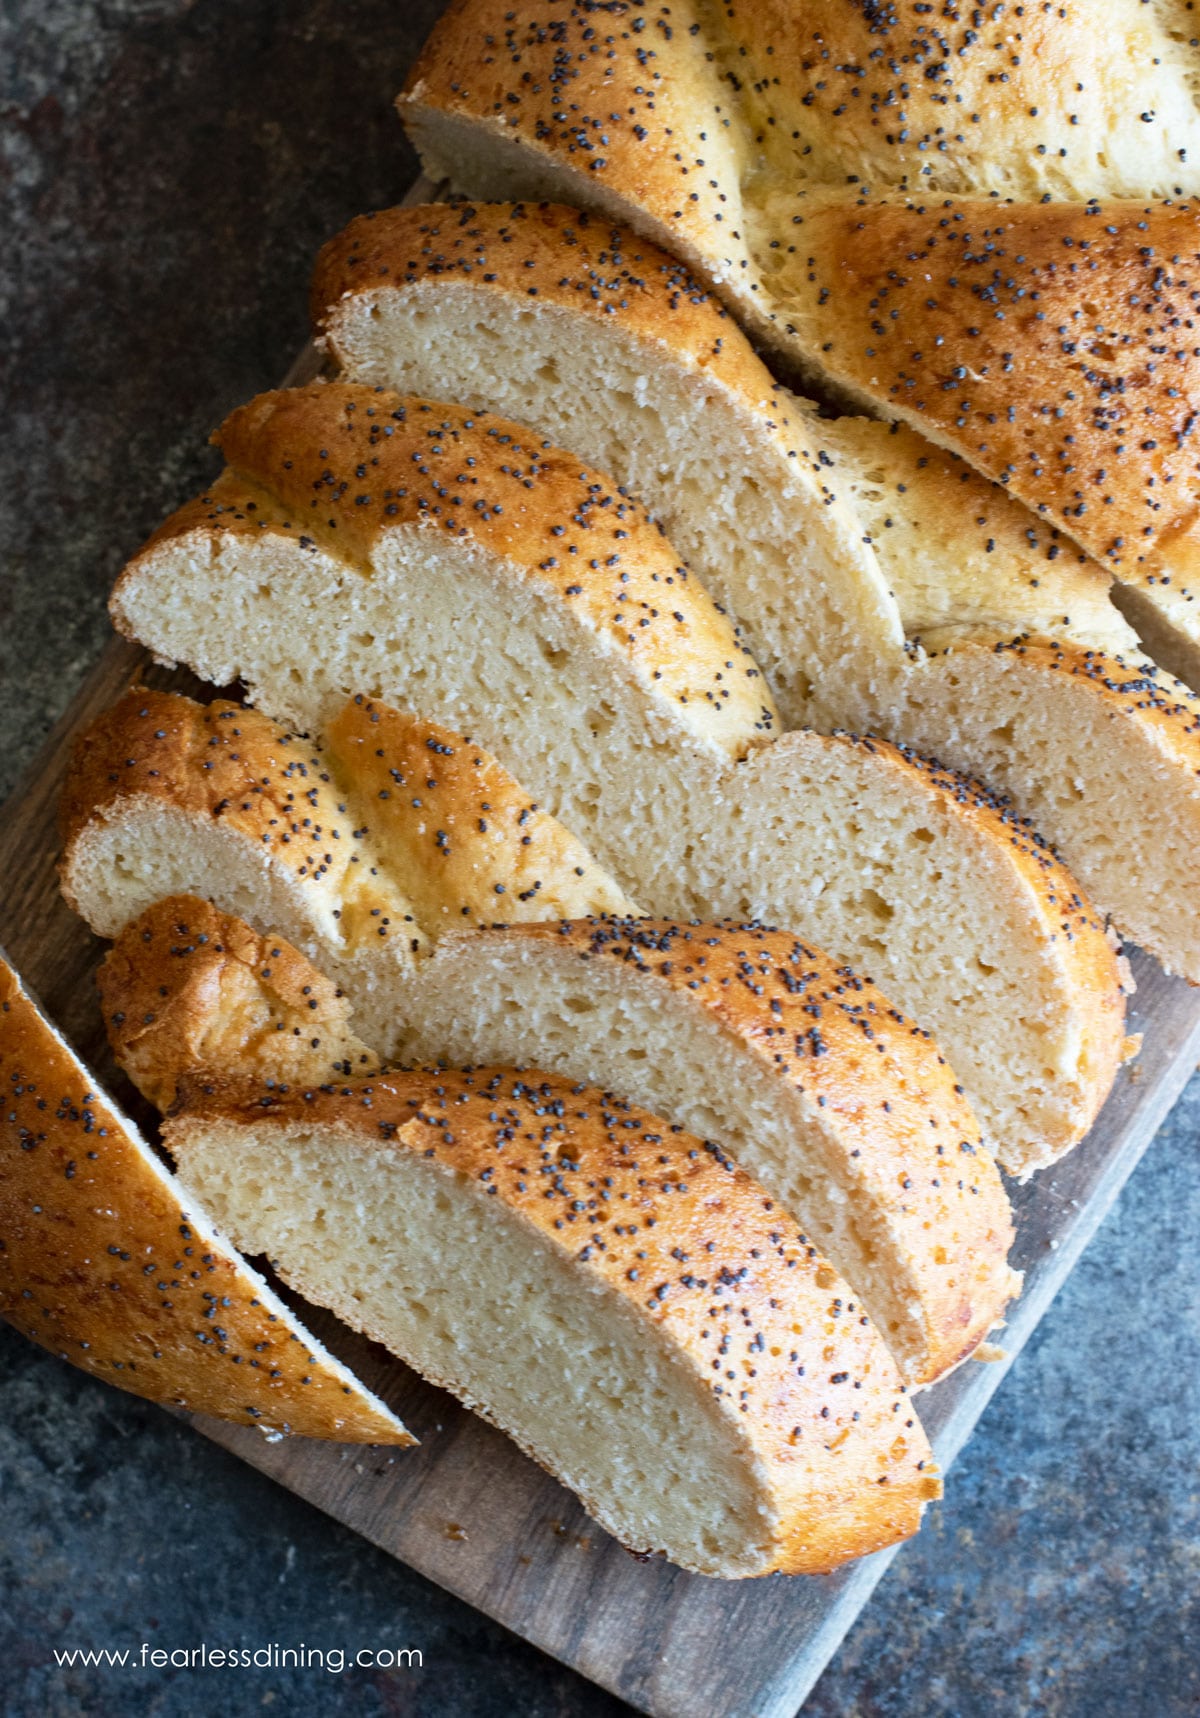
<box><xmin>5</xmin><ymin>176</ymin><xmax>1200</xmax><ymax>1715</ymax></box>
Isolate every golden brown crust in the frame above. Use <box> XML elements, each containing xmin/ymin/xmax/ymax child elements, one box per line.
<box><xmin>99</xmin><ymin>896</ymin><xmax>380</xmax><ymax>1111</ymax></box>
<box><xmin>401</xmin><ymin>2</ymin><xmax>1200</xmax><ymax>258</ymax></box>
<box><xmin>87</xmin><ymin>890</ymin><xmax>1017</xmax><ymax>1381</ymax></box>
<box><xmin>0</xmin><ymin>957</ymin><xmax>409</xmax><ymax>1443</ymax></box>
<box><xmin>324</xmin><ymin>695</ymin><xmax>638</xmax><ymax>927</ymax></box>
<box><xmin>167</xmin><ymin>1064</ymin><xmax>941</xmax><ymax>1574</ymax></box>
<box><xmin>399</xmin><ymin>0</ymin><xmax>753</xmax><ymax>287</ymax></box>
<box><xmin>790</xmin><ymin>197</ymin><xmax>1200</xmax><ymax>599</ymax></box>
<box><xmin>707</xmin><ymin>1</ymin><xmax>1200</xmax><ymax>201</ymax></box>
<box><xmin>427</xmin><ymin>917</ymin><xmax>1017</xmax><ymax>1382</ymax></box>
<box><xmin>127</xmin><ymin>381</ymin><xmax>775</xmax><ymax>755</ymax></box>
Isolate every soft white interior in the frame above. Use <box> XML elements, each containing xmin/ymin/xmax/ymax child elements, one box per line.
<box><xmin>661</xmin><ymin>737</ymin><xmax>1103</xmax><ymax>1175</ymax></box>
<box><xmin>401</xmin><ymin>940</ymin><xmax>930</xmax><ymax>1379</ymax></box>
<box><xmin>330</xmin><ymin>284</ymin><xmax>905</xmax><ymax>727</ymax></box>
<box><xmin>170</xmin><ymin>1118</ymin><xmax>776</xmax><ymax>1577</ymax></box>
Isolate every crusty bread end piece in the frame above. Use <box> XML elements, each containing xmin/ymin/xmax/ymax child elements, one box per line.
<box><xmin>99</xmin><ymin>895</ymin><xmax>381</xmax><ymax>1111</ymax></box>
<box><xmin>0</xmin><ymin>955</ymin><xmax>409</xmax><ymax>1444</ymax></box>
<box><xmin>165</xmin><ymin>1065</ymin><xmax>942</xmax><ymax>1577</ymax></box>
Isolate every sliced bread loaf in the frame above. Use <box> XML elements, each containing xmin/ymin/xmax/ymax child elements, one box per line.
<box><xmin>0</xmin><ymin>954</ymin><xmax>408</xmax><ymax>1443</ymax></box>
<box><xmin>312</xmin><ymin>199</ymin><xmax>1200</xmax><ymax>982</ymax></box>
<box><xmin>96</xmin><ymin>899</ymin><xmax>1017</xmax><ymax>1387</ymax></box>
<box><xmin>105</xmin><ymin>382</ymin><xmax>1126</xmax><ymax>1169</ymax></box>
<box><xmin>164</xmin><ymin>1065</ymin><xmax>941</xmax><ymax>1576</ymax></box>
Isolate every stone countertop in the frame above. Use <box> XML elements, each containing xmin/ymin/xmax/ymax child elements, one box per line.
<box><xmin>1</xmin><ymin>4</ymin><xmax>1196</xmax><ymax>1715</ymax></box>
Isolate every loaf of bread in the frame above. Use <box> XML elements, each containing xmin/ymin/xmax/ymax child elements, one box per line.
<box><xmin>105</xmin><ymin>380</ymin><xmax>1126</xmax><ymax>1171</ymax></box>
<box><xmin>0</xmin><ymin>954</ymin><xmax>408</xmax><ymax>1443</ymax></box>
<box><xmin>60</xmin><ymin>686</ymin><xmax>633</xmax><ymax>1049</ymax></box>
<box><xmin>397</xmin><ymin>3</ymin><xmax>1200</xmax><ymax>687</ymax></box>
<box><xmin>164</xmin><ymin>1064</ymin><xmax>941</xmax><ymax>1576</ymax></box>
<box><xmin>97</xmin><ymin>897</ymin><xmax>1017</xmax><ymax>1387</ymax></box>
<box><xmin>312</xmin><ymin>199</ymin><xmax>1200</xmax><ymax>983</ymax></box>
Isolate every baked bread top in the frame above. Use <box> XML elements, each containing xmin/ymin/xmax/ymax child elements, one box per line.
<box><xmin>60</xmin><ymin>684</ymin><xmax>425</xmax><ymax>962</ymax></box>
<box><xmin>323</xmin><ymin>694</ymin><xmax>639</xmax><ymax>927</ymax></box>
<box><xmin>311</xmin><ymin>197</ymin><xmax>1139</xmax><ymax>657</ymax></box>
<box><xmin>0</xmin><ymin>956</ymin><xmax>408</xmax><ymax>1443</ymax></box>
<box><xmin>786</xmin><ymin>196</ymin><xmax>1200</xmax><ymax>593</ymax></box>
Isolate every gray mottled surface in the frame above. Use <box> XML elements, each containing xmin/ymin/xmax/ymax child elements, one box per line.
<box><xmin>1</xmin><ymin>3</ymin><xmax>1197</xmax><ymax>1715</ymax></box>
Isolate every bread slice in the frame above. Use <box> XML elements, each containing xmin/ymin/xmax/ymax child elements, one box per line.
<box><xmin>164</xmin><ymin>1065</ymin><xmax>941</xmax><ymax>1576</ymax></box>
<box><xmin>61</xmin><ymin>686</ymin><xmax>635</xmax><ymax>1047</ymax></box>
<box><xmin>313</xmin><ymin>199</ymin><xmax>1200</xmax><ymax>980</ymax></box>
<box><xmin>105</xmin><ymin>382</ymin><xmax>1127</xmax><ymax>1170</ymax></box>
<box><xmin>98</xmin><ymin>894</ymin><xmax>381</xmax><ymax>1110</ymax></box>
<box><xmin>0</xmin><ymin>954</ymin><xmax>408</xmax><ymax>1444</ymax></box>
<box><xmin>396</xmin><ymin>4</ymin><xmax>1200</xmax><ymax>687</ymax></box>
<box><xmin>802</xmin><ymin>417</ymin><xmax>1200</xmax><ymax>983</ymax></box>
<box><xmin>96</xmin><ymin>899</ymin><xmax>1017</xmax><ymax>1387</ymax></box>
<box><xmin>399</xmin><ymin>920</ymin><xmax>1018</xmax><ymax>1387</ymax></box>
